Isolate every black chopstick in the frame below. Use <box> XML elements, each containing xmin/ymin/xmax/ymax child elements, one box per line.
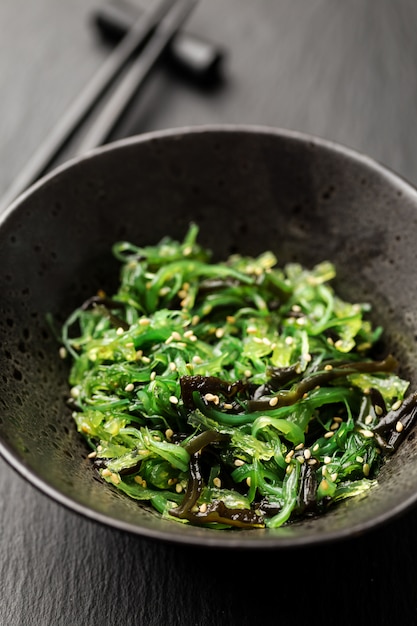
<box><xmin>0</xmin><ymin>0</ymin><xmax>193</xmax><ymax>214</ymax></box>
<box><xmin>76</xmin><ymin>0</ymin><xmax>197</xmax><ymax>155</ymax></box>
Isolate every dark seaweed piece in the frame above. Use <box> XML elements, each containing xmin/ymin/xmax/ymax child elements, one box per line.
<box><xmin>247</xmin><ymin>355</ymin><xmax>398</xmax><ymax>412</ymax></box>
<box><xmin>184</xmin><ymin>430</ymin><xmax>231</xmax><ymax>455</ymax></box>
<box><xmin>373</xmin><ymin>391</ymin><xmax>417</xmax><ymax>452</ymax></box>
<box><xmin>169</xmin><ymin>451</ymin><xmax>264</xmax><ymax>528</ymax></box>
<box><xmin>295</xmin><ymin>462</ymin><xmax>318</xmax><ymax>516</ymax></box>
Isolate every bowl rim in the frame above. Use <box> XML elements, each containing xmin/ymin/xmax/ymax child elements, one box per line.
<box><xmin>2</xmin><ymin>123</ymin><xmax>417</xmax><ymax>549</ymax></box>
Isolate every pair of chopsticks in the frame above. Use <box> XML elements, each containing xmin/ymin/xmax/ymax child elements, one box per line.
<box><xmin>0</xmin><ymin>0</ymin><xmax>198</xmax><ymax>214</ymax></box>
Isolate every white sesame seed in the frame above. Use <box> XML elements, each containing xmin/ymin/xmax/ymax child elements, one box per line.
<box><xmin>304</xmin><ymin>448</ymin><xmax>311</xmax><ymax>460</ymax></box>
<box><xmin>199</xmin><ymin>502</ymin><xmax>207</xmax><ymax>513</ymax></box>
<box><xmin>213</xmin><ymin>477</ymin><xmax>222</xmax><ymax>488</ymax></box>
<box><xmin>244</xmin><ymin>370</ymin><xmax>252</xmax><ymax>378</ymax></box>
<box><xmin>375</xmin><ymin>405</ymin><xmax>383</xmax><ymax>416</ymax></box>
<box><xmin>124</xmin><ymin>382</ymin><xmax>134</xmax><ymax>392</ymax></box>
<box><xmin>324</xmin><ymin>431</ymin><xmax>334</xmax><ymax>439</ymax></box>
<box><xmin>295</xmin><ymin>443</ymin><xmax>304</xmax><ymax>450</ymax></box>
<box><xmin>330</xmin><ymin>472</ymin><xmax>338</xmax><ymax>482</ymax></box>
<box><xmin>363</xmin><ymin>463</ymin><xmax>370</xmax><ymax>477</ymax></box>
<box><xmin>364</xmin><ymin>415</ymin><xmax>373</xmax><ymax>425</ymax></box>
<box><xmin>171</xmin><ymin>331</ymin><xmax>182</xmax><ymax>341</ymax></box>
<box><xmin>125</xmin><ymin>342</ymin><xmax>134</xmax><ymax>348</ymax></box>
<box><xmin>102</xmin><ymin>468</ymin><xmax>111</xmax><ymax>477</ymax></box>
<box><xmin>359</xmin><ymin>429</ymin><xmax>374</xmax><ymax>438</ymax></box>
<box><xmin>111</xmin><ymin>473</ymin><xmax>120</xmax><ymax>485</ymax></box>
<box><xmin>141</xmin><ymin>356</ymin><xmax>151</xmax><ymax>364</ymax></box>
<box><xmin>150</xmin><ymin>371</ymin><xmax>156</xmax><ymax>381</ymax></box>
<box><xmin>169</xmin><ymin>396</ymin><xmax>179</xmax><ymax>404</ymax></box>
<box><xmin>223</xmin><ymin>403</ymin><xmax>233</xmax><ymax>410</ymax></box>
<box><xmin>308</xmin><ymin>459</ymin><xmax>318</xmax><ymax>466</ymax></box>
<box><xmin>246</xmin><ymin>477</ymin><xmax>252</xmax><ymax>486</ymax></box>
<box><xmin>312</xmin><ymin>443</ymin><xmax>320</xmax><ymax>452</ymax></box>
<box><xmin>297</xmin><ymin>456</ymin><xmax>305</xmax><ymax>464</ymax></box>
<box><xmin>333</xmin><ymin>417</ymin><xmax>343</xmax><ymax>423</ymax></box>
<box><xmin>184</xmin><ymin>330</ymin><xmax>194</xmax><ymax>338</ymax></box>
<box><xmin>59</xmin><ymin>346</ymin><xmax>67</xmax><ymax>359</ymax></box>
<box><xmin>169</xmin><ymin>362</ymin><xmax>177</xmax><ymax>371</ymax></box>
<box><xmin>70</xmin><ymin>386</ymin><xmax>80</xmax><ymax>399</ymax></box>
<box><xmin>330</xmin><ymin>422</ymin><xmax>340</xmax><ymax>430</ymax></box>
<box><xmin>175</xmin><ymin>483</ymin><xmax>183</xmax><ymax>493</ymax></box>
<box><xmin>396</xmin><ymin>421</ymin><xmax>404</xmax><ymax>433</ymax></box>
<box><xmin>192</xmin><ymin>355</ymin><xmax>203</xmax><ymax>364</ymax></box>
<box><xmin>356</xmin><ymin>455</ymin><xmax>364</xmax><ymax>463</ymax></box>
<box><xmin>234</xmin><ymin>459</ymin><xmax>245</xmax><ymax>467</ymax></box>
<box><xmin>116</xmin><ymin>327</ymin><xmax>124</xmax><ymax>335</ymax></box>
<box><xmin>285</xmin><ymin>336</ymin><xmax>294</xmax><ymax>345</ymax></box>
<box><xmin>324</xmin><ymin>364</ymin><xmax>333</xmax><ymax>371</ymax></box>
<box><xmin>165</xmin><ymin>428</ymin><xmax>174</xmax><ymax>440</ymax></box>
<box><xmin>87</xmin><ymin>451</ymin><xmax>97</xmax><ymax>459</ymax></box>
<box><xmin>204</xmin><ymin>393</ymin><xmax>220</xmax><ymax>405</ymax></box>
<box><xmin>269</xmin><ymin>396</ymin><xmax>278</xmax><ymax>407</ymax></box>
<box><xmin>215</xmin><ymin>328</ymin><xmax>225</xmax><ymax>339</ymax></box>
<box><xmin>320</xmin><ymin>479</ymin><xmax>330</xmax><ymax>491</ymax></box>
<box><xmin>324</xmin><ymin>456</ymin><xmax>332</xmax><ymax>464</ymax></box>
<box><xmin>392</xmin><ymin>400</ymin><xmax>403</xmax><ymax>411</ymax></box>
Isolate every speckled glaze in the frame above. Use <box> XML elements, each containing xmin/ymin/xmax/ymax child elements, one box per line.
<box><xmin>1</xmin><ymin>125</ymin><xmax>417</xmax><ymax>549</ymax></box>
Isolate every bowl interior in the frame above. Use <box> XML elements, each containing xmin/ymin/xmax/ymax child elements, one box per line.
<box><xmin>1</xmin><ymin>125</ymin><xmax>417</xmax><ymax>548</ymax></box>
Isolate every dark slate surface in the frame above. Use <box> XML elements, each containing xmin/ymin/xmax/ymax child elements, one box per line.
<box><xmin>2</xmin><ymin>1</ymin><xmax>417</xmax><ymax>623</ymax></box>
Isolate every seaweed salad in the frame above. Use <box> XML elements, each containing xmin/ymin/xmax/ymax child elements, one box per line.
<box><xmin>60</xmin><ymin>224</ymin><xmax>417</xmax><ymax>529</ymax></box>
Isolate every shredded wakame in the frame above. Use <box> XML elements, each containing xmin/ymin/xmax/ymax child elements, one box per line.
<box><xmin>61</xmin><ymin>224</ymin><xmax>417</xmax><ymax>529</ymax></box>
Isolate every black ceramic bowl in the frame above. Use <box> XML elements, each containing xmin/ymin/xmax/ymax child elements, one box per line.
<box><xmin>1</xmin><ymin>125</ymin><xmax>417</xmax><ymax>549</ymax></box>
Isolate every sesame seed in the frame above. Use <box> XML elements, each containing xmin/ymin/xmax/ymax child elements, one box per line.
<box><xmin>324</xmin><ymin>456</ymin><xmax>331</xmax><ymax>464</ymax></box>
<box><xmin>246</xmin><ymin>477</ymin><xmax>252</xmax><ymax>486</ymax></box>
<box><xmin>253</xmin><ymin>337</ymin><xmax>263</xmax><ymax>344</ymax></box>
<box><xmin>175</xmin><ymin>483</ymin><xmax>183</xmax><ymax>493</ymax></box>
<box><xmin>215</xmin><ymin>328</ymin><xmax>225</xmax><ymax>339</ymax></box>
<box><xmin>364</xmin><ymin>415</ymin><xmax>373</xmax><ymax>425</ymax></box>
<box><xmin>169</xmin><ymin>396</ymin><xmax>179</xmax><ymax>404</ymax></box>
<box><xmin>59</xmin><ymin>346</ymin><xmax>67</xmax><ymax>359</ymax></box>
<box><xmin>320</xmin><ymin>479</ymin><xmax>330</xmax><ymax>491</ymax></box>
<box><xmin>356</xmin><ymin>455</ymin><xmax>364</xmax><ymax>463</ymax></box>
<box><xmin>247</xmin><ymin>326</ymin><xmax>257</xmax><ymax>335</ymax></box>
<box><xmin>87</xmin><ymin>451</ymin><xmax>97</xmax><ymax>459</ymax></box>
<box><xmin>167</xmin><ymin>478</ymin><xmax>177</xmax><ymax>486</ymax></box>
<box><xmin>286</xmin><ymin>465</ymin><xmax>294</xmax><ymax>474</ymax></box>
<box><xmin>312</xmin><ymin>443</ymin><xmax>320</xmax><ymax>452</ymax></box>
<box><xmin>292</xmin><ymin>304</ymin><xmax>301</xmax><ymax>313</ymax></box>
<box><xmin>392</xmin><ymin>399</ymin><xmax>403</xmax><ymax>411</ymax></box>
<box><xmin>116</xmin><ymin>327</ymin><xmax>124</xmax><ymax>335</ymax></box>
<box><xmin>192</xmin><ymin>355</ymin><xmax>203</xmax><ymax>364</ymax></box>
<box><xmin>111</xmin><ymin>473</ymin><xmax>120</xmax><ymax>485</ymax></box>
<box><xmin>375</xmin><ymin>405</ymin><xmax>383</xmax><ymax>416</ymax></box>
<box><xmin>297</xmin><ymin>456</ymin><xmax>305</xmax><ymax>464</ymax></box>
<box><xmin>333</xmin><ymin>416</ymin><xmax>343</xmax><ymax>423</ymax></box>
<box><xmin>70</xmin><ymin>386</ymin><xmax>80</xmax><ymax>399</ymax></box>
<box><xmin>171</xmin><ymin>331</ymin><xmax>182</xmax><ymax>341</ymax></box>
<box><xmin>324</xmin><ymin>431</ymin><xmax>334</xmax><ymax>439</ymax></box>
<box><xmin>359</xmin><ymin>429</ymin><xmax>374</xmax><ymax>438</ymax></box>
<box><xmin>191</xmin><ymin>315</ymin><xmax>200</xmax><ymax>325</ymax></box>
<box><xmin>262</xmin><ymin>337</ymin><xmax>272</xmax><ymax>346</ymax></box>
<box><xmin>308</xmin><ymin>459</ymin><xmax>318</xmax><ymax>466</ymax></box>
<box><xmin>226</xmin><ymin>316</ymin><xmax>236</xmax><ymax>323</ymax></box>
<box><xmin>169</xmin><ymin>362</ymin><xmax>177</xmax><ymax>371</ymax></box>
<box><xmin>223</xmin><ymin>403</ymin><xmax>233</xmax><ymax>410</ymax></box>
<box><xmin>141</xmin><ymin>356</ymin><xmax>151</xmax><ymax>364</ymax></box>
<box><xmin>199</xmin><ymin>503</ymin><xmax>208</xmax><ymax>513</ymax></box>
<box><xmin>295</xmin><ymin>443</ymin><xmax>304</xmax><ymax>450</ymax></box>
<box><xmin>204</xmin><ymin>393</ymin><xmax>220</xmax><ymax>405</ymax></box>
<box><xmin>150</xmin><ymin>371</ymin><xmax>156</xmax><ymax>381</ymax></box>
<box><xmin>234</xmin><ymin>459</ymin><xmax>245</xmax><ymax>467</ymax></box>
<box><xmin>304</xmin><ymin>448</ymin><xmax>311</xmax><ymax>460</ymax></box>
<box><xmin>124</xmin><ymin>382</ymin><xmax>134</xmax><ymax>392</ymax></box>
<box><xmin>330</xmin><ymin>472</ymin><xmax>338</xmax><ymax>482</ymax></box>
<box><xmin>363</xmin><ymin>463</ymin><xmax>370</xmax><ymax>477</ymax></box>
<box><xmin>159</xmin><ymin>286</ymin><xmax>171</xmax><ymax>296</ymax></box>
<box><xmin>244</xmin><ymin>370</ymin><xmax>252</xmax><ymax>378</ymax></box>
<box><xmin>269</xmin><ymin>396</ymin><xmax>278</xmax><ymax>407</ymax></box>
<box><xmin>102</xmin><ymin>468</ymin><xmax>112</xmax><ymax>477</ymax></box>
<box><xmin>213</xmin><ymin>477</ymin><xmax>222</xmax><ymax>488</ymax></box>
<box><xmin>125</xmin><ymin>342</ymin><xmax>134</xmax><ymax>348</ymax></box>
<box><xmin>330</xmin><ymin>422</ymin><xmax>340</xmax><ymax>431</ymax></box>
<box><xmin>165</xmin><ymin>428</ymin><xmax>174</xmax><ymax>440</ymax></box>
<box><xmin>396</xmin><ymin>421</ymin><xmax>404</xmax><ymax>433</ymax></box>
<box><xmin>285</xmin><ymin>336</ymin><xmax>294</xmax><ymax>345</ymax></box>
<box><xmin>184</xmin><ymin>330</ymin><xmax>194</xmax><ymax>338</ymax></box>
<box><xmin>183</xmin><ymin>245</ymin><xmax>192</xmax><ymax>256</ymax></box>
<box><xmin>324</xmin><ymin>364</ymin><xmax>333</xmax><ymax>371</ymax></box>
